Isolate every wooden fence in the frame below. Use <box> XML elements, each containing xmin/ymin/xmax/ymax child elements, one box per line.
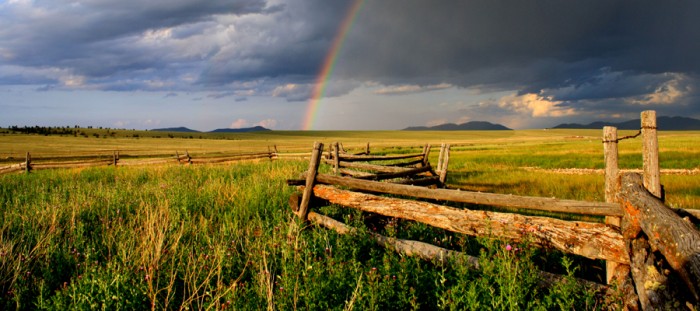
<box><xmin>287</xmin><ymin>110</ymin><xmax>700</xmax><ymax>310</ymax></box>
<box><xmin>0</xmin><ymin>148</ymin><xmax>280</xmax><ymax>175</ymax></box>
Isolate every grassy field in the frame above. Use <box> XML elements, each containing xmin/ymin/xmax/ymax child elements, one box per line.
<box><xmin>1</xmin><ymin>129</ymin><xmax>699</xmax><ymax>309</ymax></box>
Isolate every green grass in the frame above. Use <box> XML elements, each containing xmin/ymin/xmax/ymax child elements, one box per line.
<box><xmin>1</xmin><ymin>130</ymin><xmax>699</xmax><ymax>309</ymax></box>
<box><xmin>1</xmin><ymin>161</ymin><xmax>612</xmax><ymax>310</ymax></box>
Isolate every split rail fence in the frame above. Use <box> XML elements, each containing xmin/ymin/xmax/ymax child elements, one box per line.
<box><xmin>0</xmin><ymin>148</ymin><xmax>280</xmax><ymax>175</ymax></box>
<box><xmin>287</xmin><ymin>110</ymin><xmax>700</xmax><ymax>310</ymax></box>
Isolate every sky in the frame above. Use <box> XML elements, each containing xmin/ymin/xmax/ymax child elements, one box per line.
<box><xmin>1</xmin><ymin>0</ymin><xmax>699</xmax><ymax>131</ymax></box>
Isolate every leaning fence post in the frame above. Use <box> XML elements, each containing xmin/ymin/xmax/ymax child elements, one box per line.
<box><xmin>25</xmin><ymin>152</ymin><xmax>31</xmax><ymax>173</ymax></box>
<box><xmin>422</xmin><ymin>144</ymin><xmax>431</xmax><ymax>166</ymax></box>
<box><xmin>603</xmin><ymin>126</ymin><xmax>623</xmax><ymax>284</ymax></box>
<box><xmin>298</xmin><ymin>142</ymin><xmax>324</xmax><ymax>221</ymax></box>
<box><xmin>185</xmin><ymin>150</ymin><xmax>192</xmax><ymax>165</ymax></box>
<box><xmin>175</xmin><ymin>151</ymin><xmax>181</xmax><ymax>164</ymax></box>
<box><xmin>641</xmin><ymin>110</ymin><xmax>661</xmax><ymax>199</ymax></box>
<box><xmin>439</xmin><ymin>144</ymin><xmax>450</xmax><ymax>186</ymax></box>
<box><xmin>333</xmin><ymin>142</ymin><xmax>340</xmax><ymax>175</ymax></box>
<box><xmin>366</xmin><ymin>142</ymin><xmax>370</xmax><ymax>155</ymax></box>
<box><xmin>437</xmin><ymin>143</ymin><xmax>445</xmax><ymax>174</ymax></box>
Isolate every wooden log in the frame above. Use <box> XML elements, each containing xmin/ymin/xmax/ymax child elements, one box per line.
<box><xmin>0</xmin><ymin>164</ymin><xmax>23</xmax><ymax>175</ymax></box>
<box><xmin>619</xmin><ymin>172</ymin><xmax>700</xmax><ymax>301</ymax></box>
<box><xmin>308</xmin><ymin>184</ymin><xmax>629</xmax><ymax>263</ymax></box>
<box><xmin>298</xmin><ymin>142</ymin><xmax>323</xmax><ymax>221</ymax></box>
<box><xmin>609</xmin><ymin>264</ymin><xmax>642</xmax><ymax>311</ymax></box>
<box><xmin>189</xmin><ymin>153</ymin><xmax>271</xmax><ymax>164</ymax></box>
<box><xmin>304</xmin><ymin>173</ymin><xmax>623</xmax><ymax>217</ymax></box>
<box><xmin>388</xmin><ymin>159</ymin><xmax>425</xmax><ymax>167</ymax></box>
<box><xmin>308</xmin><ymin>211</ymin><xmax>463</xmax><ymax>263</ymax></box>
<box><xmin>307</xmin><ymin>211</ymin><xmax>607</xmax><ymax>291</ymax></box>
<box><xmin>338</xmin><ymin>169</ymin><xmax>375</xmax><ymax>178</ymax></box>
<box><xmin>325</xmin><ymin>159</ymin><xmax>424</xmax><ymax>174</ymax></box>
<box><xmin>391</xmin><ymin>176</ymin><xmax>441</xmax><ymax>186</ymax></box>
<box><xmin>337</xmin><ymin>153</ymin><xmax>424</xmax><ymax>162</ymax></box>
<box><xmin>351</xmin><ymin>165</ymin><xmax>433</xmax><ymax>181</ymax></box>
<box><xmin>116</xmin><ymin>159</ymin><xmax>175</xmax><ymax>166</ymax></box>
<box><xmin>32</xmin><ymin>160</ymin><xmax>113</xmax><ymax>169</ymax></box>
<box><xmin>627</xmin><ymin>235</ymin><xmax>688</xmax><ymax>311</ymax></box>
<box><xmin>641</xmin><ymin>111</ymin><xmax>661</xmax><ymax>199</ymax></box>
<box><xmin>288</xmin><ymin>176</ymin><xmax>442</xmax><ymax>187</ymax></box>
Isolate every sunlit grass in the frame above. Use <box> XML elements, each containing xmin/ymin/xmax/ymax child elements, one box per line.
<box><xmin>1</xmin><ymin>129</ymin><xmax>698</xmax><ymax>309</ymax></box>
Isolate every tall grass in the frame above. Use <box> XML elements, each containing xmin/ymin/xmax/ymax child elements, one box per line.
<box><xmin>1</xmin><ymin>160</ymin><xmax>609</xmax><ymax>310</ymax></box>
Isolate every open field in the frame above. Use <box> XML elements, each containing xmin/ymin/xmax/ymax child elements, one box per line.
<box><xmin>1</xmin><ymin>129</ymin><xmax>699</xmax><ymax>309</ymax></box>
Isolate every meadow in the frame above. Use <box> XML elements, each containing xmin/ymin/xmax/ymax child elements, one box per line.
<box><xmin>1</xmin><ymin>129</ymin><xmax>698</xmax><ymax>309</ymax></box>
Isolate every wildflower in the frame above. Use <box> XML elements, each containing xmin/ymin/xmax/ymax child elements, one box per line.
<box><xmin>505</xmin><ymin>244</ymin><xmax>512</xmax><ymax>251</ymax></box>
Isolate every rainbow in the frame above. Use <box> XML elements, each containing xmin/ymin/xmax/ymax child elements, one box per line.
<box><xmin>302</xmin><ymin>0</ymin><xmax>365</xmax><ymax>130</ymax></box>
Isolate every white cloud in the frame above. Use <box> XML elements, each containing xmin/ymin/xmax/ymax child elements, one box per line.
<box><xmin>626</xmin><ymin>73</ymin><xmax>692</xmax><ymax>106</ymax></box>
<box><xmin>255</xmin><ymin>118</ymin><xmax>277</xmax><ymax>129</ymax></box>
<box><xmin>497</xmin><ymin>92</ymin><xmax>576</xmax><ymax>117</ymax></box>
<box><xmin>230</xmin><ymin>118</ymin><xmax>249</xmax><ymax>128</ymax></box>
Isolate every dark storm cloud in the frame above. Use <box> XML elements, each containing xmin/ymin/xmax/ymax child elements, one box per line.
<box><xmin>328</xmin><ymin>0</ymin><xmax>700</xmax><ymax>119</ymax></box>
<box><xmin>337</xmin><ymin>1</ymin><xmax>700</xmax><ymax>85</ymax></box>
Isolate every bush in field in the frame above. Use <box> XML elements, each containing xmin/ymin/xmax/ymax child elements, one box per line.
<box><xmin>0</xmin><ymin>162</ymin><xmax>603</xmax><ymax>310</ymax></box>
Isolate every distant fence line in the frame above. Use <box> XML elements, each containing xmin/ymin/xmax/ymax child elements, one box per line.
<box><xmin>0</xmin><ymin>148</ymin><xmax>287</xmax><ymax>175</ymax></box>
<box><xmin>0</xmin><ymin>142</ymin><xmax>408</xmax><ymax>176</ymax></box>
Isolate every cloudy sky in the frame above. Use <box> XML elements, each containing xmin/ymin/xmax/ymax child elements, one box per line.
<box><xmin>1</xmin><ymin>0</ymin><xmax>699</xmax><ymax>130</ymax></box>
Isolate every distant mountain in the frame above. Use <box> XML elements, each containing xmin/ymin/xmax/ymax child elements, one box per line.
<box><xmin>552</xmin><ymin>116</ymin><xmax>700</xmax><ymax>130</ymax></box>
<box><xmin>151</xmin><ymin>127</ymin><xmax>200</xmax><ymax>132</ymax></box>
<box><xmin>208</xmin><ymin>126</ymin><xmax>271</xmax><ymax>133</ymax></box>
<box><xmin>403</xmin><ymin>121</ymin><xmax>512</xmax><ymax>131</ymax></box>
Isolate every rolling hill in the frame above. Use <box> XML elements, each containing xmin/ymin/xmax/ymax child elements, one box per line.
<box><xmin>552</xmin><ymin>116</ymin><xmax>700</xmax><ymax>130</ymax></box>
<box><xmin>403</xmin><ymin>121</ymin><xmax>512</xmax><ymax>131</ymax></box>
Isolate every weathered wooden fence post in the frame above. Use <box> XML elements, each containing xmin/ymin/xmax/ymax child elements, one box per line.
<box><xmin>602</xmin><ymin>126</ymin><xmax>638</xmax><ymax>308</ymax></box>
<box><xmin>641</xmin><ymin>110</ymin><xmax>661</xmax><ymax>199</ymax></box>
<box><xmin>297</xmin><ymin>142</ymin><xmax>324</xmax><ymax>221</ymax></box>
<box><xmin>439</xmin><ymin>144</ymin><xmax>450</xmax><ymax>185</ymax></box>
<box><xmin>113</xmin><ymin>151</ymin><xmax>119</xmax><ymax>166</ymax></box>
<box><xmin>603</xmin><ymin>126</ymin><xmax>622</xmax><ymax>283</ymax></box>
<box><xmin>366</xmin><ymin>142</ymin><xmax>370</xmax><ymax>155</ymax></box>
<box><xmin>185</xmin><ymin>150</ymin><xmax>192</xmax><ymax>165</ymax></box>
<box><xmin>333</xmin><ymin>142</ymin><xmax>340</xmax><ymax>175</ymax></box>
<box><xmin>25</xmin><ymin>152</ymin><xmax>31</xmax><ymax>173</ymax></box>
<box><xmin>175</xmin><ymin>151</ymin><xmax>181</xmax><ymax>164</ymax></box>
<box><xmin>437</xmin><ymin>143</ymin><xmax>445</xmax><ymax>173</ymax></box>
<box><xmin>421</xmin><ymin>144</ymin><xmax>431</xmax><ymax>166</ymax></box>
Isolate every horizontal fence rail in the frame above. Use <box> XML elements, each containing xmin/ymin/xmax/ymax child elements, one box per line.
<box><xmin>304</xmin><ymin>184</ymin><xmax>628</xmax><ymax>263</ymax></box>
